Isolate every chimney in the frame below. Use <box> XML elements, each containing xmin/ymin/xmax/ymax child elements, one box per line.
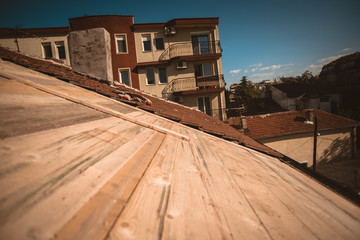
<box><xmin>241</xmin><ymin>116</ymin><xmax>248</xmax><ymax>130</ymax></box>
<box><xmin>305</xmin><ymin>109</ymin><xmax>314</xmax><ymax>122</ymax></box>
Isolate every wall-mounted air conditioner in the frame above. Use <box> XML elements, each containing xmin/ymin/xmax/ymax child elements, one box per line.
<box><xmin>165</xmin><ymin>27</ymin><xmax>176</xmax><ymax>35</ymax></box>
<box><xmin>177</xmin><ymin>61</ymin><xmax>187</xmax><ymax>69</ymax></box>
<box><xmin>174</xmin><ymin>96</ymin><xmax>184</xmax><ymax>103</ymax></box>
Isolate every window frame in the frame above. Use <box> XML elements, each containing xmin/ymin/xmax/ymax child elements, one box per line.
<box><xmin>118</xmin><ymin>68</ymin><xmax>131</xmax><ymax>86</ymax></box>
<box><xmin>158</xmin><ymin>68</ymin><xmax>168</xmax><ymax>84</ymax></box>
<box><xmin>197</xmin><ymin>96</ymin><xmax>212</xmax><ymax>116</ymax></box>
<box><xmin>146</xmin><ymin>69</ymin><xmax>155</xmax><ymax>85</ymax></box>
<box><xmin>142</xmin><ymin>34</ymin><xmax>152</xmax><ymax>52</ymax></box>
<box><xmin>191</xmin><ymin>32</ymin><xmax>211</xmax><ymax>55</ymax></box>
<box><xmin>154</xmin><ymin>34</ymin><xmax>164</xmax><ymax>51</ymax></box>
<box><xmin>194</xmin><ymin>63</ymin><xmax>213</xmax><ymax>77</ymax></box>
<box><xmin>41</xmin><ymin>42</ymin><xmax>53</xmax><ymax>59</ymax></box>
<box><xmin>55</xmin><ymin>41</ymin><xmax>66</xmax><ymax>60</ymax></box>
<box><xmin>115</xmin><ymin>34</ymin><xmax>128</xmax><ymax>54</ymax></box>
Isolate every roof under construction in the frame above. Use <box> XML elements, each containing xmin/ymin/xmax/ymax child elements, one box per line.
<box><xmin>0</xmin><ymin>50</ymin><xmax>359</xmax><ymax>239</ymax></box>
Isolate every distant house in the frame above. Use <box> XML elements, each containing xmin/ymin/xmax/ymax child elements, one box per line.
<box><xmin>319</xmin><ymin>52</ymin><xmax>360</xmax><ymax>113</ymax></box>
<box><xmin>269</xmin><ymin>83</ymin><xmax>340</xmax><ymax>113</ymax></box>
<box><xmin>228</xmin><ymin>83</ymin><xmax>240</xmax><ymax>103</ymax></box>
<box><xmin>229</xmin><ymin>109</ymin><xmax>358</xmax><ymax>167</ymax></box>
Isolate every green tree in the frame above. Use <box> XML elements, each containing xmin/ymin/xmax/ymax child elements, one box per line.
<box><xmin>234</xmin><ymin>76</ymin><xmax>261</xmax><ymax>102</ymax></box>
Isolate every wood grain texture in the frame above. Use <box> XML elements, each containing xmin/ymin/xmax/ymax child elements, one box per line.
<box><xmin>0</xmin><ymin>61</ymin><xmax>359</xmax><ymax>240</ymax></box>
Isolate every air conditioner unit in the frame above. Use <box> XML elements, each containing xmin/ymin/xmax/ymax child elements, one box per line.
<box><xmin>177</xmin><ymin>61</ymin><xmax>187</xmax><ymax>69</ymax></box>
<box><xmin>173</xmin><ymin>96</ymin><xmax>184</xmax><ymax>103</ymax></box>
<box><xmin>164</xmin><ymin>26</ymin><xmax>176</xmax><ymax>35</ymax></box>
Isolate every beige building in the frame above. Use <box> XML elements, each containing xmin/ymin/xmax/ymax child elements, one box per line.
<box><xmin>133</xmin><ymin>18</ymin><xmax>226</xmax><ymax>120</ymax></box>
<box><xmin>0</xmin><ymin>16</ymin><xmax>227</xmax><ymax>121</ymax></box>
<box><xmin>0</xmin><ymin>27</ymin><xmax>70</xmax><ymax>65</ymax></box>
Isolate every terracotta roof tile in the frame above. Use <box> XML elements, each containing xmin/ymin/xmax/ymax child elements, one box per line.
<box><xmin>229</xmin><ymin>109</ymin><xmax>358</xmax><ymax>139</ymax></box>
<box><xmin>0</xmin><ymin>47</ymin><xmax>282</xmax><ymax>158</ymax></box>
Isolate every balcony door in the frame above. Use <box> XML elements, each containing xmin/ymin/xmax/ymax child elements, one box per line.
<box><xmin>191</xmin><ymin>35</ymin><xmax>210</xmax><ymax>55</ymax></box>
<box><xmin>198</xmin><ymin>97</ymin><xmax>212</xmax><ymax>116</ymax></box>
<box><xmin>194</xmin><ymin>64</ymin><xmax>212</xmax><ymax>78</ymax></box>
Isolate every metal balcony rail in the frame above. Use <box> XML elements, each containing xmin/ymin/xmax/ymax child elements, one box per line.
<box><xmin>162</xmin><ymin>75</ymin><xmax>225</xmax><ymax>98</ymax></box>
<box><xmin>197</xmin><ymin>74</ymin><xmax>224</xmax><ymax>88</ymax></box>
<box><xmin>159</xmin><ymin>40</ymin><xmax>221</xmax><ymax>61</ymax></box>
<box><xmin>162</xmin><ymin>77</ymin><xmax>197</xmax><ymax>98</ymax></box>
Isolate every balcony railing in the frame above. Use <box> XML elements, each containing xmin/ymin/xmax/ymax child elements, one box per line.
<box><xmin>197</xmin><ymin>74</ymin><xmax>224</xmax><ymax>88</ymax></box>
<box><xmin>162</xmin><ymin>74</ymin><xmax>224</xmax><ymax>98</ymax></box>
<box><xmin>159</xmin><ymin>41</ymin><xmax>221</xmax><ymax>61</ymax></box>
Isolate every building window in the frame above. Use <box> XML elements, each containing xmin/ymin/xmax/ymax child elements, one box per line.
<box><xmin>115</xmin><ymin>34</ymin><xmax>127</xmax><ymax>53</ymax></box>
<box><xmin>194</xmin><ymin>63</ymin><xmax>212</xmax><ymax>77</ymax></box>
<box><xmin>198</xmin><ymin>97</ymin><xmax>211</xmax><ymax>116</ymax></box>
<box><xmin>42</xmin><ymin>42</ymin><xmax>52</xmax><ymax>59</ymax></box>
<box><xmin>146</xmin><ymin>69</ymin><xmax>155</xmax><ymax>85</ymax></box>
<box><xmin>159</xmin><ymin>68</ymin><xmax>167</xmax><ymax>84</ymax></box>
<box><xmin>191</xmin><ymin>34</ymin><xmax>210</xmax><ymax>55</ymax></box>
<box><xmin>142</xmin><ymin>34</ymin><xmax>152</xmax><ymax>52</ymax></box>
<box><xmin>177</xmin><ymin>61</ymin><xmax>187</xmax><ymax>69</ymax></box>
<box><xmin>55</xmin><ymin>41</ymin><xmax>66</xmax><ymax>59</ymax></box>
<box><xmin>119</xmin><ymin>69</ymin><xmax>131</xmax><ymax>86</ymax></box>
<box><xmin>154</xmin><ymin>34</ymin><xmax>164</xmax><ymax>50</ymax></box>
<box><xmin>320</xmin><ymin>97</ymin><xmax>329</xmax><ymax>102</ymax></box>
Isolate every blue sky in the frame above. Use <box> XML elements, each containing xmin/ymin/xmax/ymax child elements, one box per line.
<box><xmin>1</xmin><ymin>0</ymin><xmax>359</xmax><ymax>85</ymax></box>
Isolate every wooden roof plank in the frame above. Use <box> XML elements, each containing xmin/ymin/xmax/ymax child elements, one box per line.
<box><xmin>160</xmin><ymin>136</ymin><xmax>226</xmax><ymax>239</ymax></box>
<box><xmin>54</xmin><ymin>128</ymin><xmax>168</xmax><ymax>240</ymax></box>
<box><xmin>107</xmin><ymin>127</ymin><xmax>178</xmax><ymax>240</ymax></box>
<box><xmin>0</xmin><ymin>119</ymin><xmax>163</xmax><ymax>239</ymax></box>
<box><xmin>184</xmin><ymin>129</ymin><xmax>272</xmax><ymax>239</ymax></box>
<box><xmin>212</xmin><ymin>138</ymin><xmax>360</xmax><ymax>239</ymax></box>
<box><xmin>0</xmin><ymin>117</ymin><xmax>136</xmax><ymax>198</ymax></box>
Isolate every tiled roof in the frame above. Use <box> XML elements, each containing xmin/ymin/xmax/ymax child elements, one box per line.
<box><xmin>0</xmin><ymin>27</ymin><xmax>69</xmax><ymax>37</ymax></box>
<box><xmin>272</xmin><ymin>83</ymin><xmax>336</xmax><ymax>98</ymax></box>
<box><xmin>0</xmin><ymin>47</ymin><xmax>282</xmax><ymax>157</ymax></box>
<box><xmin>229</xmin><ymin>109</ymin><xmax>358</xmax><ymax>139</ymax></box>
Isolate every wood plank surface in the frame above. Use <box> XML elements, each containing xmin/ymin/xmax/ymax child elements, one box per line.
<box><xmin>0</xmin><ymin>60</ymin><xmax>359</xmax><ymax>240</ymax></box>
<box><xmin>0</xmin><ymin>117</ymin><xmax>162</xmax><ymax>239</ymax></box>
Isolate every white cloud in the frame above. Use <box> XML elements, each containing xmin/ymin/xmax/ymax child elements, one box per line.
<box><xmin>338</xmin><ymin>48</ymin><xmax>352</xmax><ymax>53</ymax></box>
<box><xmin>251</xmin><ymin>72</ymin><xmax>275</xmax><ymax>78</ymax></box>
<box><xmin>244</xmin><ymin>69</ymin><xmax>248</xmax><ymax>73</ymax></box>
<box><xmin>306</xmin><ymin>64</ymin><xmax>323</xmax><ymax>75</ymax></box>
<box><xmin>249</xmin><ymin>72</ymin><xmax>276</xmax><ymax>82</ymax></box>
<box><xmin>229</xmin><ymin>69</ymin><xmax>241</xmax><ymax>74</ymax></box>
<box><xmin>260</xmin><ymin>65</ymin><xmax>281</xmax><ymax>71</ymax></box>
<box><xmin>317</xmin><ymin>54</ymin><xmax>345</xmax><ymax>64</ymax></box>
<box><xmin>249</xmin><ymin>63</ymin><xmax>262</xmax><ymax>68</ymax></box>
<box><xmin>305</xmin><ymin>54</ymin><xmax>347</xmax><ymax>75</ymax></box>
<box><xmin>251</xmin><ymin>68</ymin><xmax>258</xmax><ymax>72</ymax></box>
<box><xmin>259</xmin><ymin>63</ymin><xmax>294</xmax><ymax>71</ymax></box>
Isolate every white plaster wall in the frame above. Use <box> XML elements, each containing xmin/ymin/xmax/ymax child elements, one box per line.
<box><xmin>270</xmin><ymin>86</ymin><xmax>289</xmax><ymax>110</ymax></box>
<box><xmin>260</xmin><ymin>128</ymin><xmax>353</xmax><ymax>167</ymax></box>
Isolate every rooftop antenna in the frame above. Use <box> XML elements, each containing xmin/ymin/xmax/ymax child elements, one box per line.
<box><xmin>14</xmin><ymin>24</ymin><xmax>21</xmax><ymax>52</ymax></box>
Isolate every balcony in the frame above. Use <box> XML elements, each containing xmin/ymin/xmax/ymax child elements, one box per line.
<box><xmin>159</xmin><ymin>41</ymin><xmax>221</xmax><ymax>61</ymax></box>
<box><xmin>162</xmin><ymin>74</ymin><xmax>225</xmax><ymax>98</ymax></box>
